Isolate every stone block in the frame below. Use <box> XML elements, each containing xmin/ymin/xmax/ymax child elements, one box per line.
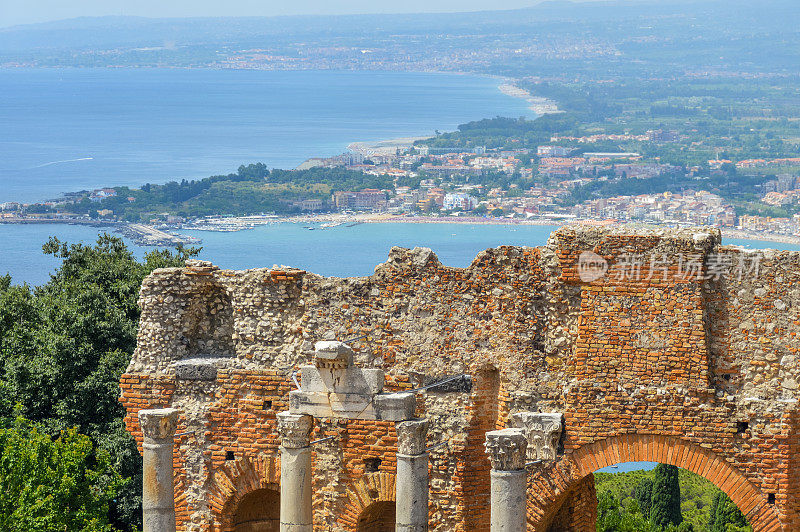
<box><xmin>314</xmin><ymin>340</ymin><xmax>353</xmax><ymax>369</ymax></box>
<box><xmin>172</xmin><ymin>357</ymin><xmax>223</xmax><ymax>381</ymax></box>
<box><xmin>425</xmin><ymin>374</ymin><xmax>472</xmax><ymax>393</ymax></box>
<box><xmin>374</xmin><ymin>392</ymin><xmax>416</xmax><ymax>421</ymax></box>
<box><xmin>288</xmin><ymin>390</ymin><xmax>376</xmax><ymax>419</ymax></box>
<box><xmin>300</xmin><ymin>365</ymin><xmax>383</xmax><ymax>395</ymax></box>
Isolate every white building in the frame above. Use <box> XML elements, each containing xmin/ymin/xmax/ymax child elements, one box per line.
<box><xmin>537</xmin><ymin>145</ymin><xmax>572</xmax><ymax>157</ymax></box>
<box><xmin>443</xmin><ymin>193</ymin><xmax>477</xmax><ymax>211</ymax></box>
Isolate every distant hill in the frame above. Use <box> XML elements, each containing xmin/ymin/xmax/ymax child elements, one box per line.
<box><xmin>0</xmin><ymin>0</ymin><xmax>797</xmax><ymax>76</ymax></box>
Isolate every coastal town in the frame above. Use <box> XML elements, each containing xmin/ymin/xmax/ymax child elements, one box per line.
<box><xmin>4</xmin><ymin>119</ymin><xmax>799</xmax><ymax>246</ymax></box>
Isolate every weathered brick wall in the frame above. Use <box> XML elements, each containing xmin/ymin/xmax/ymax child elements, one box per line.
<box><xmin>533</xmin><ymin>473</ymin><xmax>596</xmax><ymax>532</ymax></box>
<box><xmin>120</xmin><ymin>225</ymin><xmax>800</xmax><ymax>531</ymax></box>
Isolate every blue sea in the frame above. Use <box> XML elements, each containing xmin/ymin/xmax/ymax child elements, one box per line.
<box><xmin>0</xmin><ymin>68</ymin><xmax>532</xmax><ymax>203</ymax></box>
<box><xmin>2</xmin><ymin>68</ymin><xmax>800</xmax><ymax>288</ymax></box>
<box><xmin>5</xmin><ymin>220</ymin><xmax>800</xmax><ymax>287</ymax></box>
<box><xmin>0</xmin><ymin>67</ymin><xmax>538</xmax><ymax>283</ymax></box>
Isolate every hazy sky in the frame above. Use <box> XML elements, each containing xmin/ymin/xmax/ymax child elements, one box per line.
<box><xmin>0</xmin><ymin>0</ymin><xmax>606</xmax><ymax>28</ymax></box>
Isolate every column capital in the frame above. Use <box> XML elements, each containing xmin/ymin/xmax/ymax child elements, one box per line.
<box><xmin>485</xmin><ymin>428</ymin><xmax>527</xmax><ymax>471</ymax></box>
<box><xmin>396</xmin><ymin>419</ymin><xmax>429</xmax><ymax>455</ymax></box>
<box><xmin>277</xmin><ymin>412</ymin><xmax>314</xmax><ymax>448</ymax></box>
<box><xmin>509</xmin><ymin>411</ymin><xmax>563</xmax><ymax>461</ymax></box>
<box><xmin>138</xmin><ymin>408</ymin><xmax>179</xmax><ymax>442</ymax></box>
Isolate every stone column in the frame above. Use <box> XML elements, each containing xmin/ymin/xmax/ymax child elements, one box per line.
<box><xmin>138</xmin><ymin>408</ymin><xmax>179</xmax><ymax>532</ymax></box>
<box><xmin>485</xmin><ymin>428</ymin><xmax>528</xmax><ymax>532</ymax></box>
<box><xmin>396</xmin><ymin>419</ymin><xmax>430</xmax><ymax>532</ymax></box>
<box><xmin>277</xmin><ymin>412</ymin><xmax>314</xmax><ymax>532</ymax></box>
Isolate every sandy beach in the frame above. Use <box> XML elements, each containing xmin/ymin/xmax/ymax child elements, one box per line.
<box><xmin>346</xmin><ymin>136</ymin><xmax>432</xmax><ymax>156</ymax></box>
<box><xmin>497</xmin><ymin>82</ymin><xmax>562</xmax><ymax>115</ymax></box>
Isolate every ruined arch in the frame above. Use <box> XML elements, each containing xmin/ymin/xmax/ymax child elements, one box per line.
<box><xmin>339</xmin><ymin>472</ymin><xmax>396</xmax><ymax>530</ymax></box>
<box><xmin>210</xmin><ymin>454</ymin><xmax>280</xmax><ymax>532</ymax></box>
<box><xmin>355</xmin><ymin>501</ymin><xmax>395</xmax><ymax>532</ymax></box>
<box><xmin>231</xmin><ymin>488</ymin><xmax>280</xmax><ymax>532</ymax></box>
<box><xmin>528</xmin><ymin>434</ymin><xmax>782</xmax><ymax>532</ymax></box>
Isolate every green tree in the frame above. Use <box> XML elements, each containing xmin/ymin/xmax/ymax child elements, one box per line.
<box><xmin>0</xmin><ymin>235</ymin><xmax>199</xmax><ymax>530</ymax></box>
<box><xmin>0</xmin><ymin>418</ymin><xmax>124</xmax><ymax>531</ymax></box>
<box><xmin>597</xmin><ymin>491</ymin><xmax>623</xmax><ymax>532</ymax></box>
<box><xmin>634</xmin><ymin>478</ymin><xmax>654</xmax><ymax>519</ymax></box>
<box><xmin>709</xmin><ymin>492</ymin><xmax>747</xmax><ymax>532</ymax></box>
<box><xmin>596</xmin><ymin>490</ymin><xmax>653</xmax><ymax>532</ymax></box>
<box><xmin>650</xmin><ymin>464</ymin><xmax>683</xmax><ymax>528</ymax></box>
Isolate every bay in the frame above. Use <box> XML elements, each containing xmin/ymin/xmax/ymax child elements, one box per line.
<box><xmin>0</xmin><ymin>68</ymin><xmax>532</xmax><ymax>203</ymax></box>
<box><xmin>1</xmin><ymin>222</ymin><xmax>559</xmax><ymax>285</ymax></box>
<box><xmin>5</xmin><ymin>221</ymin><xmax>800</xmax><ymax>287</ymax></box>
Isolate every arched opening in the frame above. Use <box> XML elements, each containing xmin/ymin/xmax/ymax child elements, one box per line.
<box><xmin>529</xmin><ymin>434</ymin><xmax>781</xmax><ymax>532</ymax></box>
<box><xmin>592</xmin><ymin>462</ymin><xmax>752</xmax><ymax>531</ymax></box>
<box><xmin>232</xmin><ymin>488</ymin><xmax>280</xmax><ymax>532</ymax></box>
<box><xmin>356</xmin><ymin>500</ymin><xmax>396</xmax><ymax>532</ymax></box>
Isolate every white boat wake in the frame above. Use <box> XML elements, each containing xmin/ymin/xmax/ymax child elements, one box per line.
<box><xmin>30</xmin><ymin>157</ymin><xmax>94</xmax><ymax>168</ymax></box>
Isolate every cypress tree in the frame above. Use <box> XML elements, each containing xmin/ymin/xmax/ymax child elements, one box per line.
<box><xmin>634</xmin><ymin>477</ymin><xmax>654</xmax><ymax>518</ymax></box>
<box><xmin>649</xmin><ymin>464</ymin><xmax>683</xmax><ymax>528</ymax></box>
<box><xmin>709</xmin><ymin>491</ymin><xmax>747</xmax><ymax>531</ymax></box>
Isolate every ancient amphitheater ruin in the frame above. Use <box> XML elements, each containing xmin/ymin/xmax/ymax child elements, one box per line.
<box><xmin>121</xmin><ymin>225</ymin><xmax>800</xmax><ymax>531</ymax></box>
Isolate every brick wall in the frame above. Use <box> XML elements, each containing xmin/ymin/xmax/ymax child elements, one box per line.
<box><xmin>121</xmin><ymin>226</ymin><xmax>800</xmax><ymax>531</ymax></box>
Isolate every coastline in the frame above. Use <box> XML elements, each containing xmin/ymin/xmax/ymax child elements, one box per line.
<box><xmin>342</xmin><ymin>77</ymin><xmax>543</xmax><ymax>155</ymax></box>
<box><xmin>178</xmin><ymin>213</ymin><xmax>800</xmax><ymax>248</ymax></box>
<box><xmin>346</xmin><ymin>136</ymin><xmax>431</xmax><ymax>156</ymax></box>
<box><xmin>4</xmin><ymin>214</ymin><xmax>800</xmax><ymax>251</ymax></box>
<box><xmin>497</xmin><ymin>81</ymin><xmax>561</xmax><ymax>115</ymax></box>
<box><xmin>720</xmin><ymin>228</ymin><xmax>800</xmax><ymax>247</ymax></box>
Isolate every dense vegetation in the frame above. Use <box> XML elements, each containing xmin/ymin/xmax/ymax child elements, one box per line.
<box><xmin>418</xmin><ymin>115</ymin><xmax>581</xmax><ymax>151</ymax></box>
<box><xmin>65</xmin><ymin>164</ymin><xmax>392</xmax><ymax>222</ymax></box>
<box><xmin>0</xmin><ymin>419</ymin><xmax>124</xmax><ymax>531</ymax></box>
<box><xmin>418</xmin><ymin>77</ymin><xmax>800</xmax><ymax>172</ymax></box>
<box><xmin>525</xmin><ymin>77</ymin><xmax>800</xmax><ymax>167</ymax></box>
<box><xmin>0</xmin><ymin>236</ymin><xmax>199</xmax><ymax>530</ymax></box>
<box><xmin>595</xmin><ymin>466</ymin><xmax>751</xmax><ymax>532</ymax></box>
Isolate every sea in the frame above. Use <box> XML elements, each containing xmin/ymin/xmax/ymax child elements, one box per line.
<box><xmin>2</xmin><ymin>68</ymin><xmax>800</xmax><ymax>287</ymax></box>
<box><xmin>0</xmin><ymin>68</ymin><xmax>532</xmax><ymax>203</ymax></box>
<box><xmin>0</xmin><ymin>67</ymin><xmax>544</xmax><ymax>284</ymax></box>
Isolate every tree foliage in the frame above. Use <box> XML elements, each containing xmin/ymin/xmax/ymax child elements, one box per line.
<box><xmin>66</xmin><ymin>164</ymin><xmax>393</xmax><ymax>221</ymax></box>
<box><xmin>595</xmin><ymin>466</ymin><xmax>751</xmax><ymax>531</ymax></box>
<box><xmin>0</xmin><ymin>418</ymin><xmax>125</xmax><ymax>531</ymax></box>
<box><xmin>709</xmin><ymin>492</ymin><xmax>748</xmax><ymax>532</ymax></box>
<box><xmin>417</xmin><ymin>115</ymin><xmax>580</xmax><ymax>150</ymax></box>
<box><xmin>0</xmin><ymin>235</ymin><xmax>199</xmax><ymax>529</ymax></box>
<box><xmin>635</xmin><ymin>477</ymin><xmax>654</xmax><ymax>519</ymax></box>
<box><xmin>650</xmin><ymin>464</ymin><xmax>683</xmax><ymax>528</ymax></box>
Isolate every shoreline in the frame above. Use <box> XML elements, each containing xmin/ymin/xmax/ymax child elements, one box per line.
<box><xmin>342</xmin><ymin>77</ymin><xmax>545</xmax><ymax>155</ymax></box>
<box><xmin>346</xmin><ymin>136</ymin><xmax>431</xmax><ymax>156</ymax></box>
<box><xmin>4</xmin><ymin>215</ymin><xmax>800</xmax><ymax>249</ymax></box>
<box><xmin>179</xmin><ymin>213</ymin><xmax>800</xmax><ymax>248</ymax></box>
<box><xmin>4</xmin><ymin>69</ymin><xmax>533</xmax><ymax>204</ymax></box>
<box><xmin>497</xmin><ymin>81</ymin><xmax>561</xmax><ymax>115</ymax></box>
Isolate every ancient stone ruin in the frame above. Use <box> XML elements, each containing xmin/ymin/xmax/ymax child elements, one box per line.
<box><xmin>121</xmin><ymin>225</ymin><xmax>800</xmax><ymax>531</ymax></box>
